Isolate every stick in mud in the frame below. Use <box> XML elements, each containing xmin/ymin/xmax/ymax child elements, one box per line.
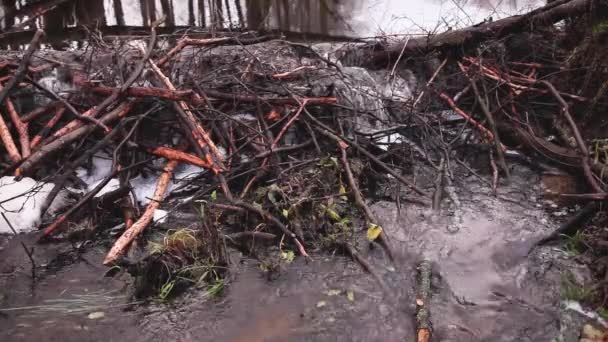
<box><xmin>416</xmin><ymin>260</ymin><xmax>432</xmax><ymax>342</ymax></box>
<box><xmin>1</xmin><ymin>212</ymin><xmax>36</xmax><ymax>281</ymax></box>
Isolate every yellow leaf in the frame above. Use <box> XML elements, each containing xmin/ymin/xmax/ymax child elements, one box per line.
<box><xmin>339</xmin><ymin>184</ymin><xmax>347</xmax><ymax>194</ymax></box>
<box><xmin>280</xmin><ymin>250</ymin><xmax>295</xmax><ymax>263</ymax></box>
<box><xmin>326</xmin><ymin>289</ymin><xmax>341</xmax><ymax>296</ymax></box>
<box><xmin>326</xmin><ymin>208</ymin><xmax>341</xmax><ymax>221</ymax></box>
<box><xmin>210</xmin><ymin>190</ymin><xmax>217</xmax><ymax>201</ymax></box>
<box><xmin>282</xmin><ymin>209</ymin><xmax>289</xmax><ymax>218</ymax></box>
<box><xmin>346</xmin><ymin>290</ymin><xmax>355</xmax><ymax>302</ymax></box>
<box><xmin>366</xmin><ymin>223</ymin><xmax>383</xmax><ymax>241</ymax></box>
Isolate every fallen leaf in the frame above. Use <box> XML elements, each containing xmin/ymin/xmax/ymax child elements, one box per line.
<box><xmin>326</xmin><ymin>208</ymin><xmax>341</xmax><ymax>221</ymax></box>
<box><xmin>282</xmin><ymin>209</ymin><xmax>289</xmax><ymax>218</ymax></box>
<box><xmin>346</xmin><ymin>290</ymin><xmax>355</xmax><ymax>302</ymax></box>
<box><xmin>338</xmin><ymin>140</ymin><xmax>349</xmax><ymax>150</ymax></box>
<box><xmin>316</xmin><ymin>300</ymin><xmax>327</xmax><ymax>308</ymax></box>
<box><xmin>210</xmin><ymin>190</ymin><xmax>217</xmax><ymax>201</ymax></box>
<box><xmin>280</xmin><ymin>250</ymin><xmax>295</xmax><ymax>263</ymax></box>
<box><xmin>416</xmin><ymin>298</ymin><xmax>424</xmax><ymax>306</ymax></box>
<box><xmin>326</xmin><ymin>289</ymin><xmax>341</xmax><ymax>296</ymax></box>
<box><xmin>366</xmin><ymin>223</ymin><xmax>383</xmax><ymax>241</ymax></box>
<box><xmin>87</xmin><ymin>312</ymin><xmax>105</xmax><ymax>320</ymax></box>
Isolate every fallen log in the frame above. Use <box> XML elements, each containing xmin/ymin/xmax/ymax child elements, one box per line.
<box><xmin>341</xmin><ymin>0</ymin><xmax>597</xmax><ymax>68</ymax></box>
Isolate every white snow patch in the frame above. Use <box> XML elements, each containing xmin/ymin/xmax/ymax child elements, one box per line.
<box><xmin>78</xmin><ymin>154</ymin><xmax>206</xmax><ymax>206</ymax></box>
<box><xmin>76</xmin><ymin>156</ymin><xmax>120</xmax><ymax>197</ymax></box>
<box><xmin>0</xmin><ymin>177</ymin><xmax>68</xmax><ymax>234</ymax></box>
<box><xmin>376</xmin><ymin>133</ymin><xmax>403</xmax><ymax>151</ymax></box>
<box><xmin>153</xmin><ymin>210</ymin><xmax>168</xmax><ymax>224</ymax></box>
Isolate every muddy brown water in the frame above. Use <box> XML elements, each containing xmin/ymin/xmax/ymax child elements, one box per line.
<box><xmin>0</xmin><ymin>162</ymin><xmax>595</xmax><ymax>341</ymax></box>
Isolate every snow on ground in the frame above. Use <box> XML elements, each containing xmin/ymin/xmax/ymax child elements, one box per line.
<box><xmin>77</xmin><ymin>154</ymin><xmax>206</xmax><ymax>206</ymax></box>
<box><xmin>0</xmin><ymin>177</ymin><xmax>68</xmax><ymax>234</ymax></box>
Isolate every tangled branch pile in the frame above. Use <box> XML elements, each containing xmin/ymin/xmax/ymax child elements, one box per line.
<box><xmin>0</xmin><ymin>0</ymin><xmax>607</xmax><ymax>301</ymax></box>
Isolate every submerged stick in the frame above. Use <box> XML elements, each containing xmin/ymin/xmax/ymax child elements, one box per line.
<box><xmin>232</xmin><ymin>199</ymin><xmax>309</xmax><ymax>257</ymax></box>
<box><xmin>339</xmin><ymin>144</ymin><xmax>395</xmax><ymax>262</ymax></box>
<box><xmin>416</xmin><ymin>260</ymin><xmax>433</xmax><ymax>342</ymax></box>
<box><xmin>104</xmin><ymin>159</ymin><xmax>179</xmax><ymax>265</ymax></box>
<box><xmin>1</xmin><ymin>212</ymin><xmax>36</xmax><ymax>281</ymax></box>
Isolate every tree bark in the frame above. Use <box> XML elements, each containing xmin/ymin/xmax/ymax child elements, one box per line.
<box><xmin>341</xmin><ymin>0</ymin><xmax>598</xmax><ymax>68</ymax></box>
<box><xmin>114</xmin><ymin>0</ymin><xmax>125</xmax><ymax>26</ymax></box>
<box><xmin>160</xmin><ymin>0</ymin><xmax>175</xmax><ymax>27</ymax></box>
<box><xmin>188</xmin><ymin>0</ymin><xmax>195</xmax><ymax>26</ymax></box>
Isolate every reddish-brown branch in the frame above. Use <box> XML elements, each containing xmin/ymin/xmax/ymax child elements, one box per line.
<box><xmin>144</xmin><ymin>145</ymin><xmax>213</xmax><ymax>169</ymax></box>
<box><xmin>82</xmin><ymin>83</ymin><xmax>199</xmax><ymax>103</ymax></box>
<box><xmin>240</xmin><ymin>99</ymin><xmax>311</xmax><ymax>198</ymax></box>
<box><xmin>155</xmin><ymin>35</ymin><xmax>274</xmax><ymax>67</ymax></box>
<box><xmin>203</xmin><ymin>89</ymin><xmax>337</xmax><ymax>106</ymax></box>
<box><xmin>0</xmin><ymin>109</ymin><xmax>21</xmax><ymax>163</ymax></box>
<box><xmin>435</xmin><ymin>90</ymin><xmax>506</xmax><ymax>151</ymax></box>
<box><xmin>104</xmin><ymin>159</ymin><xmax>179</xmax><ymax>265</ymax></box>
<box><xmin>30</xmin><ymin>107</ymin><xmax>65</xmax><ymax>148</ymax></box>
<box><xmin>463</xmin><ymin>57</ymin><xmax>586</xmax><ymax>101</ymax></box>
<box><xmin>46</xmin><ymin>28</ymin><xmax>157</xmax><ymax>143</ymax></box>
<box><xmin>156</xmin><ymin>37</ymin><xmax>233</xmax><ymax>67</ymax></box>
<box><xmin>142</xmin><ymin>45</ymin><xmax>226</xmax><ymax>173</ymax></box>
<box><xmin>21</xmin><ymin>101</ymin><xmax>59</xmax><ymax>123</ymax></box>
<box><xmin>272</xmin><ymin>66</ymin><xmax>317</xmax><ymax>79</ymax></box>
<box><xmin>2</xmin><ymin>89</ymin><xmax>30</xmax><ymax>158</ymax></box>
<box><xmin>16</xmin><ymin>101</ymin><xmax>134</xmax><ymax>177</ymax></box>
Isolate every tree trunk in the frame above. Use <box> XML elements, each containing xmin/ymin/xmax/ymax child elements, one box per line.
<box><xmin>234</xmin><ymin>0</ymin><xmax>244</xmax><ymax>27</ymax></box>
<box><xmin>160</xmin><ymin>0</ymin><xmax>175</xmax><ymax>27</ymax></box>
<box><xmin>75</xmin><ymin>0</ymin><xmax>106</xmax><ymax>26</ymax></box>
<box><xmin>341</xmin><ymin>0</ymin><xmax>600</xmax><ymax>68</ymax></box>
<box><xmin>113</xmin><ymin>0</ymin><xmax>125</xmax><ymax>26</ymax></box>
<box><xmin>198</xmin><ymin>0</ymin><xmax>206</xmax><ymax>27</ymax></box>
<box><xmin>1</xmin><ymin>0</ymin><xmax>16</xmax><ymax>30</ymax></box>
<box><xmin>188</xmin><ymin>0</ymin><xmax>195</xmax><ymax>26</ymax></box>
<box><xmin>224</xmin><ymin>0</ymin><xmax>232</xmax><ymax>26</ymax></box>
<box><xmin>213</xmin><ymin>0</ymin><xmax>223</xmax><ymax>28</ymax></box>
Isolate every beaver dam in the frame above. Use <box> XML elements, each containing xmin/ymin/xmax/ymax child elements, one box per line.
<box><xmin>1</xmin><ymin>0</ymin><xmax>608</xmax><ymax>341</ymax></box>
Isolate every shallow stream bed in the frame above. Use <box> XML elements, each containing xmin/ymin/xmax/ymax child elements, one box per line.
<box><xmin>0</xmin><ymin>162</ymin><xmax>601</xmax><ymax>341</ymax></box>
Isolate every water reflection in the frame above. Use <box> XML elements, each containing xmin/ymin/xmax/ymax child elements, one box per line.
<box><xmin>0</xmin><ymin>0</ymin><xmax>542</xmax><ymax>37</ymax></box>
